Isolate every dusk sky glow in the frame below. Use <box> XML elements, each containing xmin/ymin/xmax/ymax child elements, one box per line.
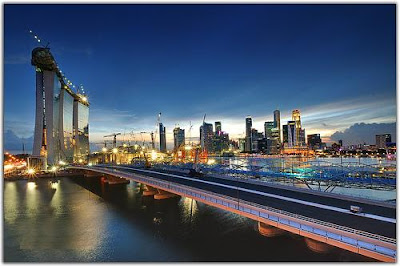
<box><xmin>4</xmin><ymin>4</ymin><xmax>396</xmax><ymax>150</ymax></box>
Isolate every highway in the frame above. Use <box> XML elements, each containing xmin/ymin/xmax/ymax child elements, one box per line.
<box><xmin>96</xmin><ymin>165</ymin><xmax>396</xmax><ymax>239</ymax></box>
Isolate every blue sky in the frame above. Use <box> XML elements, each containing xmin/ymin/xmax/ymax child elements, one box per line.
<box><xmin>4</xmin><ymin>4</ymin><xmax>396</xmax><ymax>149</ymax></box>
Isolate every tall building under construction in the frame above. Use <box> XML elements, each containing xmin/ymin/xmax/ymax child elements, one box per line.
<box><xmin>31</xmin><ymin>47</ymin><xmax>89</xmax><ymax>167</ymax></box>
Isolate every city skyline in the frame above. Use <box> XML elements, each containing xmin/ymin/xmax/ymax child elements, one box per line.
<box><xmin>4</xmin><ymin>4</ymin><xmax>396</xmax><ymax>151</ymax></box>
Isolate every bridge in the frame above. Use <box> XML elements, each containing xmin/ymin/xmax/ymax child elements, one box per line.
<box><xmin>69</xmin><ymin>164</ymin><xmax>396</xmax><ymax>262</ymax></box>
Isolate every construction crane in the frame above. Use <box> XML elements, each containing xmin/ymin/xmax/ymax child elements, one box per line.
<box><xmin>139</xmin><ymin>131</ymin><xmax>155</xmax><ymax>149</ymax></box>
<box><xmin>104</xmin><ymin>133</ymin><xmax>121</xmax><ymax>148</ymax></box>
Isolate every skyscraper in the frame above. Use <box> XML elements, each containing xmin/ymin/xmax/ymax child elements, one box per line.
<box><xmin>273</xmin><ymin>109</ymin><xmax>281</xmax><ymax>143</ymax></box>
<box><xmin>376</xmin><ymin>134</ymin><xmax>391</xmax><ymax>149</ymax></box>
<box><xmin>159</xmin><ymin>123</ymin><xmax>166</xmax><ymax>152</ymax></box>
<box><xmin>282</xmin><ymin>125</ymin><xmax>289</xmax><ymax>145</ymax></box>
<box><xmin>215</xmin><ymin>121</ymin><xmax>222</xmax><ymax>134</ymax></box>
<box><xmin>245</xmin><ymin>116</ymin><xmax>252</xmax><ymax>152</ymax></box>
<box><xmin>173</xmin><ymin>127</ymin><xmax>185</xmax><ymax>151</ymax></box>
<box><xmin>307</xmin><ymin>134</ymin><xmax>322</xmax><ymax>150</ymax></box>
<box><xmin>200</xmin><ymin>122</ymin><xmax>214</xmax><ymax>153</ymax></box>
<box><xmin>264</xmin><ymin>121</ymin><xmax>274</xmax><ymax>139</ymax></box>
<box><xmin>292</xmin><ymin>109</ymin><xmax>301</xmax><ymax>146</ymax></box>
<box><xmin>287</xmin><ymin>121</ymin><xmax>296</xmax><ymax>148</ymax></box>
<box><xmin>32</xmin><ymin>47</ymin><xmax>89</xmax><ymax>167</ymax></box>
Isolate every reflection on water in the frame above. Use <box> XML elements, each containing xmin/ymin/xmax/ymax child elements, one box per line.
<box><xmin>4</xmin><ymin>177</ymin><xmax>374</xmax><ymax>262</ymax></box>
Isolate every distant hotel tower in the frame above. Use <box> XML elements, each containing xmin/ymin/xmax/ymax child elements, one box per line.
<box><xmin>31</xmin><ymin>47</ymin><xmax>89</xmax><ymax>167</ymax></box>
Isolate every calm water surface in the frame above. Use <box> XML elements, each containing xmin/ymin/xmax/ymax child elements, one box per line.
<box><xmin>4</xmin><ymin>176</ymin><xmax>374</xmax><ymax>262</ymax></box>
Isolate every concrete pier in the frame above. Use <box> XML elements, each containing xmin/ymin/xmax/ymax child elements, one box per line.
<box><xmin>258</xmin><ymin>222</ymin><xmax>285</xmax><ymax>237</ymax></box>
<box><xmin>304</xmin><ymin>238</ymin><xmax>333</xmax><ymax>253</ymax></box>
<box><xmin>143</xmin><ymin>185</ymin><xmax>157</xmax><ymax>196</ymax></box>
<box><xmin>154</xmin><ymin>189</ymin><xmax>179</xmax><ymax>200</ymax></box>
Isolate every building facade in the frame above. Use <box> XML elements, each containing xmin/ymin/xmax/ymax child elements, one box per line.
<box><xmin>73</xmin><ymin>100</ymin><xmax>90</xmax><ymax>162</ymax></box>
<box><xmin>32</xmin><ymin>47</ymin><xmax>89</xmax><ymax>167</ymax></box>
<box><xmin>245</xmin><ymin>116</ymin><xmax>252</xmax><ymax>153</ymax></box>
<box><xmin>273</xmin><ymin>109</ymin><xmax>281</xmax><ymax>143</ymax></box>
<box><xmin>376</xmin><ymin>134</ymin><xmax>391</xmax><ymax>149</ymax></box>
<box><xmin>307</xmin><ymin>134</ymin><xmax>322</xmax><ymax>150</ymax></box>
<box><xmin>173</xmin><ymin>127</ymin><xmax>185</xmax><ymax>151</ymax></box>
<box><xmin>200</xmin><ymin>122</ymin><xmax>214</xmax><ymax>153</ymax></box>
<box><xmin>159</xmin><ymin>123</ymin><xmax>167</xmax><ymax>152</ymax></box>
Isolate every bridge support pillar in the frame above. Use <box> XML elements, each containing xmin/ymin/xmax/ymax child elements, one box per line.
<box><xmin>101</xmin><ymin>175</ymin><xmax>130</xmax><ymax>185</ymax></box>
<box><xmin>304</xmin><ymin>237</ymin><xmax>333</xmax><ymax>253</ymax></box>
<box><xmin>143</xmin><ymin>185</ymin><xmax>157</xmax><ymax>196</ymax></box>
<box><xmin>154</xmin><ymin>189</ymin><xmax>179</xmax><ymax>200</ymax></box>
<box><xmin>258</xmin><ymin>222</ymin><xmax>285</xmax><ymax>237</ymax></box>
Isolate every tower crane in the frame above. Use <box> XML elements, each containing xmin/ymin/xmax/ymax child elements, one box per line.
<box><xmin>140</xmin><ymin>131</ymin><xmax>155</xmax><ymax>149</ymax></box>
<box><xmin>104</xmin><ymin>133</ymin><xmax>121</xmax><ymax>148</ymax></box>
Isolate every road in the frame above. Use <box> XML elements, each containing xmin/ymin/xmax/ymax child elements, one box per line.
<box><xmin>95</xmin><ymin>165</ymin><xmax>396</xmax><ymax>239</ymax></box>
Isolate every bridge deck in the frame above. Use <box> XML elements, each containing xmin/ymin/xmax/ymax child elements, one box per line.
<box><xmin>98</xmin><ymin>165</ymin><xmax>395</xmax><ymax>239</ymax></box>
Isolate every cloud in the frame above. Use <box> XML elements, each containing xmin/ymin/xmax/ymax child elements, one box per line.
<box><xmin>5</xmin><ymin>54</ymin><xmax>30</xmax><ymax>65</ymax></box>
<box><xmin>4</xmin><ymin>130</ymin><xmax>33</xmax><ymax>153</ymax></box>
<box><xmin>4</xmin><ymin>119</ymin><xmax>34</xmax><ymax>138</ymax></box>
<box><xmin>330</xmin><ymin>122</ymin><xmax>396</xmax><ymax>146</ymax></box>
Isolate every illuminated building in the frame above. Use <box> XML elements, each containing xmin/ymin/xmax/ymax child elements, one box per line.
<box><xmin>213</xmin><ymin>127</ymin><xmax>229</xmax><ymax>155</ymax></box>
<box><xmin>286</xmin><ymin>121</ymin><xmax>296</xmax><ymax>148</ymax></box>
<box><xmin>31</xmin><ymin>47</ymin><xmax>89</xmax><ymax>167</ymax></box>
<box><xmin>307</xmin><ymin>134</ymin><xmax>322</xmax><ymax>150</ymax></box>
<box><xmin>173</xmin><ymin>127</ymin><xmax>185</xmax><ymax>151</ymax></box>
<box><xmin>200</xmin><ymin>122</ymin><xmax>214</xmax><ymax>153</ymax></box>
<box><xmin>159</xmin><ymin>123</ymin><xmax>167</xmax><ymax>152</ymax></box>
<box><xmin>245</xmin><ymin>116</ymin><xmax>252</xmax><ymax>152</ymax></box>
<box><xmin>292</xmin><ymin>109</ymin><xmax>301</xmax><ymax>146</ymax></box>
<box><xmin>251</xmin><ymin>128</ymin><xmax>263</xmax><ymax>152</ymax></box>
<box><xmin>376</xmin><ymin>134</ymin><xmax>391</xmax><ymax>149</ymax></box>
<box><xmin>264</xmin><ymin>121</ymin><xmax>274</xmax><ymax>138</ymax></box>
<box><xmin>264</xmin><ymin>121</ymin><xmax>280</xmax><ymax>154</ymax></box>
<box><xmin>215</xmin><ymin>121</ymin><xmax>222</xmax><ymax>134</ymax></box>
<box><xmin>273</xmin><ymin>109</ymin><xmax>281</xmax><ymax>143</ymax></box>
<box><xmin>282</xmin><ymin>125</ymin><xmax>288</xmax><ymax>144</ymax></box>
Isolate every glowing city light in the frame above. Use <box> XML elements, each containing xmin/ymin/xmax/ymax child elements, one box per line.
<box><xmin>27</xmin><ymin>168</ymin><xmax>35</xmax><ymax>175</ymax></box>
<box><xmin>59</xmin><ymin>160</ymin><xmax>66</xmax><ymax>166</ymax></box>
<box><xmin>151</xmin><ymin>150</ymin><xmax>158</xmax><ymax>160</ymax></box>
<box><xmin>207</xmin><ymin>159</ymin><xmax>216</xmax><ymax>165</ymax></box>
<box><xmin>102</xmin><ymin>147</ymin><xmax>108</xmax><ymax>152</ymax></box>
<box><xmin>112</xmin><ymin>148</ymin><xmax>118</xmax><ymax>154</ymax></box>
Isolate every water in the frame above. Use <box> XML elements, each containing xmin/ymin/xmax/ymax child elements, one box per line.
<box><xmin>4</xmin><ymin>177</ymin><xmax>374</xmax><ymax>262</ymax></box>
